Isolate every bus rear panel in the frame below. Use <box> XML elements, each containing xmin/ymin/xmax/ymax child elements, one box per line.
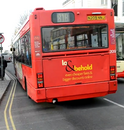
<box><xmin>13</xmin><ymin>8</ymin><xmax>117</xmax><ymax>103</ymax></box>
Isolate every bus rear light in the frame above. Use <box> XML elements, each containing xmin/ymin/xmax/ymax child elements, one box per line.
<box><xmin>37</xmin><ymin>73</ymin><xmax>44</xmax><ymax>88</ymax></box>
<box><xmin>110</xmin><ymin>66</ymin><xmax>116</xmax><ymax>80</ymax></box>
<box><xmin>110</xmin><ymin>75</ymin><xmax>116</xmax><ymax>80</ymax></box>
<box><xmin>110</xmin><ymin>66</ymin><xmax>115</xmax><ymax>74</ymax></box>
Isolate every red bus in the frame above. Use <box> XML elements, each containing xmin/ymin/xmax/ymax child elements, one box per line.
<box><xmin>12</xmin><ymin>8</ymin><xmax>117</xmax><ymax>103</ymax></box>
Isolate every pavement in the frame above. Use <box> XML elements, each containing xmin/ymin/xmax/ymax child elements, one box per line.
<box><xmin>0</xmin><ymin>73</ymin><xmax>11</xmax><ymax>103</ymax></box>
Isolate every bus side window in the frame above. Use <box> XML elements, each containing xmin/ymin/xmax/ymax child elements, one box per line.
<box><xmin>27</xmin><ymin>32</ymin><xmax>32</xmax><ymax>66</ymax></box>
<box><xmin>20</xmin><ymin>38</ymin><xmax>25</xmax><ymax>63</ymax></box>
<box><xmin>21</xmin><ymin>31</ymin><xmax>32</xmax><ymax>66</ymax></box>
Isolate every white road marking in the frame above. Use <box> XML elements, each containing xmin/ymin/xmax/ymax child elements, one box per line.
<box><xmin>104</xmin><ymin>98</ymin><xmax>124</xmax><ymax>108</ymax></box>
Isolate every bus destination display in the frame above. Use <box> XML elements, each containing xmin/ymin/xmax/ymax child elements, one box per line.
<box><xmin>52</xmin><ymin>12</ymin><xmax>74</xmax><ymax>23</ymax></box>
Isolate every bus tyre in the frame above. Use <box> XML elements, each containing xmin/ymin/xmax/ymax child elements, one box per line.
<box><xmin>25</xmin><ymin>78</ymin><xmax>31</xmax><ymax>99</ymax></box>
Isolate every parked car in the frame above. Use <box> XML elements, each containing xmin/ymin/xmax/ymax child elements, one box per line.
<box><xmin>1</xmin><ymin>53</ymin><xmax>12</xmax><ymax>62</ymax></box>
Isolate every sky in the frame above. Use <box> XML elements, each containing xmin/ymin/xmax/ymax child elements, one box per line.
<box><xmin>0</xmin><ymin>0</ymin><xmax>64</xmax><ymax>52</ymax></box>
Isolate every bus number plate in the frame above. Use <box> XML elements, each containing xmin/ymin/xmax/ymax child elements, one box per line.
<box><xmin>87</xmin><ymin>16</ymin><xmax>105</xmax><ymax>21</ymax></box>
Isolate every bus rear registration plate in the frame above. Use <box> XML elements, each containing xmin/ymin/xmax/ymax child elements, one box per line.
<box><xmin>87</xmin><ymin>16</ymin><xmax>105</xmax><ymax>21</ymax></box>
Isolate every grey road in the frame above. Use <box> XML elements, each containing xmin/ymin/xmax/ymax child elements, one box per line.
<box><xmin>0</xmin><ymin>62</ymin><xmax>124</xmax><ymax>130</ymax></box>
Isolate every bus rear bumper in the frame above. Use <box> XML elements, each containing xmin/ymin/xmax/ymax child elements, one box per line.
<box><xmin>31</xmin><ymin>80</ymin><xmax>117</xmax><ymax>103</ymax></box>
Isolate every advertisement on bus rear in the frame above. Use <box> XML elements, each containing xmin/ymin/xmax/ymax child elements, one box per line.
<box><xmin>43</xmin><ymin>55</ymin><xmax>109</xmax><ymax>87</ymax></box>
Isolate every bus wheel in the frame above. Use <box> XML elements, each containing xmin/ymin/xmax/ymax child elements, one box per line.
<box><xmin>24</xmin><ymin>77</ymin><xmax>27</xmax><ymax>92</ymax></box>
<box><xmin>25</xmin><ymin>77</ymin><xmax>31</xmax><ymax>99</ymax></box>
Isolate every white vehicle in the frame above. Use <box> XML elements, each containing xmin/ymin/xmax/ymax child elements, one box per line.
<box><xmin>1</xmin><ymin>53</ymin><xmax>12</xmax><ymax>62</ymax></box>
<box><xmin>116</xmin><ymin>33</ymin><xmax>124</xmax><ymax>78</ymax></box>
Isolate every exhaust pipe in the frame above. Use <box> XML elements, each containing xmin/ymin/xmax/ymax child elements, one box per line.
<box><xmin>52</xmin><ymin>99</ymin><xmax>57</xmax><ymax>104</ymax></box>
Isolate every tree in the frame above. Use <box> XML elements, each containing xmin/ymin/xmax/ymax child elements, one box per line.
<box><xmin>13</xmin><ymin>10</ymin><xmax>33</xmax><ymax>37</ymax></box>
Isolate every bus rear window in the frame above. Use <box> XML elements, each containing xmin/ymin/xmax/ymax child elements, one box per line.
<box><xmin>41</xmin><ymin>24</ymin><xmax>108</xmax><ymax>52</ymax></box>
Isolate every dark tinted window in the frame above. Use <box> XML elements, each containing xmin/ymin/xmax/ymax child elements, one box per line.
<box><xmin>14</xmin><ymin>31</ymin><xmax>32</xmax><ymax>66</ymax></box>
<box><xmin>41</xmin><ymin>24</ymin><xmax>108</xmax><ymax>52</ymax></box>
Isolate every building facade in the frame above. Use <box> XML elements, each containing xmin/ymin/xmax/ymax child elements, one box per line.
<box><xmin>62</xmin><ymin>0</ymin><xmax>124</xmax><ymax>59</ymax></box>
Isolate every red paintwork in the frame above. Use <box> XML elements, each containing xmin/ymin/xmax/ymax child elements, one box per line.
<box><xmin>43</xmin><ymin>54</ymin><xmax>110</xmax><ymax>87</ymax></box>
<box><xmin>117</xmin><ymin>72</ymin><xmax>124</xmax><ymax>78</ymax></box>
<box><xmin>14</xmin><ymin>8</ymin><xmax>117</xmax><ymax>103</ymax></box>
